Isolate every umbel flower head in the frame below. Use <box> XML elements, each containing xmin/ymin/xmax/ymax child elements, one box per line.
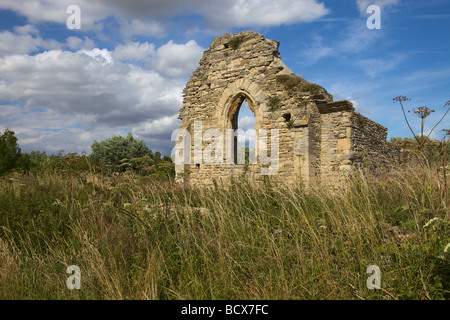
<box><xmin>410</xmin><ymin>106</ymin><xmax>435</xmax><ymax>119</ymax></box>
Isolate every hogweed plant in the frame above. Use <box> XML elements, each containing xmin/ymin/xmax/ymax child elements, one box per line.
<box><xmin>393</xmin><ymin>96</ymin><xmax>450</xmax><ymax>150</ymax></box>
<box><xmin>411</xmin><ymin>106</ymin><xmax>435</xmax><ymax>142</ymax></box>
<box><xmin>394</xmin><ymin>96</ymin><xmax>450</xmax><ymax>209</ymax></box>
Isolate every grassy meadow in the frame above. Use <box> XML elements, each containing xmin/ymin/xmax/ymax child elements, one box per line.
<box><xmin>0</xmin><ymin>161</ymin><xmax>448</xmax><ymax>300</ymax></box>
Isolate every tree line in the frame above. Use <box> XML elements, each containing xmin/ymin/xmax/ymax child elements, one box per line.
<box><xmin>0</xmin><ymin>129</ymin><xmax>174</xmax><ymax>178</ymax></box>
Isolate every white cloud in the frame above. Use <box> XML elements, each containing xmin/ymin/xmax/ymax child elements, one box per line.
<box><xmin>78</xmin><ymin>48</ymin><xmax>113</xmax><ymax>65</ymax></box>
<box><xmin>66</xmin><ymin>36</ymin><xmax>83</xmax><ymax>50</ymax></box>
<box><xmin>119</xmin><ymin>19</ymin><xmax>167</xmax><ymax>39</ymax></box>
<box><xmin>13</xmin><ymin>24</ymin><xmax>39</xmax><ymax>35</ymax></box>
<box><xmin>112</xmin><ymin>40</ymin><xmax>205</xmax><ymax>78</ymax></box>
<box><xmin>112</xmin><ymin>42</ymin><xmax>156</xmax><ymax>65</ymax></box>
<box><xmin>0</xmin><ymin>29</ymin><xmax>61</xmax><ymax>56</ymax></box>
<box><xmin>0</xmin><ymin>36</ymin><xmax>207</xmax><ymax>154</ymax></box>
<box><xmin>152</xmin><ymin>40</ymin><xmax>204</xmax><ymax>78</ymax></box>
<box><xmin>0</xmin><ymin>106</ymin><xmax>96</xmax><ymax>154</ymax></box>
<box><xmin>345</xmin><ymin>96</ymin><xmax>365</xmax><ymax>113</ymax></box>
<box><xmin>0</xmin><ymin>0</ymin><xmax>108</xmax><ymax>30</ymax></box>
<box><xmin>0</xmin><ymin>0</ymin><xmax>330</xmax><ymax>33</ymax></box>
<box><xmin>238</xmin><ymin>116</ymin><xmax>256</xmax><ymax>132</ymax></box>
<box><xmin>136</xmin><ymin>114</ymin><xmax>180</xmax><ymax>136</ymax></box>
<box><xmin>66</xmin><ymin>36</ymin><xmax>95</xmax><ymax>50</ymax></box>
<box><xmin>133</xmin><ymin>114</ymin><xmax>182</xmax><ymax>155</ymax></box>
<box><xmin>202</xmin><ymin>0</ymin><xmax>329</xmax><ymax>30</ymax></box>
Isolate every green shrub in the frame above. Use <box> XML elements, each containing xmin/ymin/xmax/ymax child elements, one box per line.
<box><xmin>119</xmin><ymin>156</ymin><xmax>155</xmax><ymax>175</ymax></box>
<box><xmin>153</xmin><ymin>160</ymin><xmax>175</xmax><ymax>178</ymax></box>
<box><xmin>89</xmin><ymin>132</ymin><xmax>153</xmax><ymax>172</ymax></box>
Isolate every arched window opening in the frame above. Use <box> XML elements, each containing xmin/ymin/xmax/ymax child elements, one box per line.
<box><xmin>236</xmin><ymin>100</ymin><xmax>256</xmax><ymax>165</ymax></box>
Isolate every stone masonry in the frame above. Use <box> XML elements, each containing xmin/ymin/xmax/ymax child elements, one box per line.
<box><xmin>175</xmin><ymin>31</ymin><xmax>401</xmax><ymax>188</ymax></box>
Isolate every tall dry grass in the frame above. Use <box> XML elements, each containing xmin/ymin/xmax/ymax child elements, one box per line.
<box><xmin>0</xmin><ymin>164</ymin><xmax>448</xmax><ymax>299</ymax></box>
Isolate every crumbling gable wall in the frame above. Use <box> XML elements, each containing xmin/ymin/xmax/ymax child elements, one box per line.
<box><xmin>175</xmin><ymin>31</ymin><xmax>400</xmax><ymax>188</ymax></box>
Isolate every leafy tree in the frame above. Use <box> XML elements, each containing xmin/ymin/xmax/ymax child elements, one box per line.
<box><xmin>119</xmin><ymin>156</ymin><xmax>155</xmax><ymax>175</ymax></box>
<box><xmin>17</xmin><ymin>153</ymin><xmax>32</xmax><ymax>173</ymax></box>
<box><xmin>153</xmin><ymin>160</ymin><xmax>175</xmax><ymax>178</ymax></box>
<box><xmin>0</xmin><ymin>129</ymin><xmax>22</xmax><ymax>175</ymax></box>
<box><xmin>29</xmin><ymin>150</ymin><xmax>47</xmax><ymax>162</ymax></box>
<box><xmin>89</xmin><ymin>132</ymin><xmax>153</xmax><ymax>172</ymax></box>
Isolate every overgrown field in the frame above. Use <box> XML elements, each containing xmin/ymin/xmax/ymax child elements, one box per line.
<box><xmin>0</xmin><ymin>165</ymin><xmax>448</xmax><ymax>300</ymax></box>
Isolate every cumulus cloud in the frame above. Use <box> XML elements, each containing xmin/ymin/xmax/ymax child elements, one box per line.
<box><xmin>0</xmin><ymin>0</ymin><xmax>330</xmax><ymax>33</ymax></box>
<box><xmin>0</xmin><ymin>105</ymin><xmax>99</xmax><ymax>154</ymax></box>
<box><xmin>238</xmin><ymin>116</ymin><xmax>256</xmax><ymax>132</ymax></box>
<box><xmin>0</xmin><ymin>28</ymin><xmax>61</xmax><ymax>56</ymax></box>
<box><xmin>112</xmin><ymin>42</ymin><xmax>156</xmax><ymax>66</ymax></box>
<box><xmin>152</xmin><ymin>40</ymin><xmax>204</xmax><ymax>78</ymax></box>
<box><xmin>202</xmin><ymin>0</ymin><xmax>329</xmax><ymax>30</ymax></box>
<box><xmin>13</xmin><ymin>24</ymin><xmax>39</xmax><ymax>35</ymax></box>
<box><xmin>0</xmin><ymin>0</ymin><xmax>107</xmax><ymax>29</ymax></box>
<box><xmin>133</xmin><ymin>114</ymin><xmax>182</xmax><ymax>154</ymax></box>
<box><xmin>119</xmin><ymin>19</ymin><xmax>168</xmax><ymax>39</ymax></box>
<box><xmin>65</xmin><ymin>36</ymin><xmax>95</xmax><ymax>50</ymax></box>
<box><xmin>0</xmin><ymin>0</ymin><xmax>332</xmax><ymax>155</ymax></box>
<box><xmin>0</xmin><ymin>48</ymin><xmax>183</xmax><ymax>124</ymax></box>
<box><xmin>0</xmin><ymin>39</ymin><xmax>206</xmax><ymax>154</ymax></box>
<box><xmin>111</xmin><ymin>40</ymin><xmax>204</xmax><ymax>78</ymax></box>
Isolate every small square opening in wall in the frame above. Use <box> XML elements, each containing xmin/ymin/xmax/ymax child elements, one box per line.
<box><xmin>283</xmin><ymin>113</ymin><xmax>291</xmax><ymax>122</ymax></box>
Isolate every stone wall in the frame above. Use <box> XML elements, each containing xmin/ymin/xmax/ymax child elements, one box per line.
<box><xmin>350</xmin><ymin>113</ymin><xmax>402</xmax><ymax>171</ymax></box>
<box><xmin>175</xmin><ymin>31</ymin><xmax>399</xmax><ymax>188</ymax></box>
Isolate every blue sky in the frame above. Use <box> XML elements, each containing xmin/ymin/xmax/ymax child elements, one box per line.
<box><xmin>0</xmin><ymin>0</ymin><xmax>449</xmax><ymax>156</ymax></box>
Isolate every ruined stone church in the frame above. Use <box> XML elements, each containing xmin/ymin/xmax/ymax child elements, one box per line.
<box><xmin>175</xmin><ymin>31</ymin><xmax>400</xmax><ymax>188</ymax></box>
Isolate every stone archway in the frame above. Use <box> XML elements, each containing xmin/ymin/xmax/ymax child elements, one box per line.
<box><xmin>218</xmin><ymin>78</ymin><xmax>266</xmax><ymax>127</ymax></box>
<box><xmin>216</xmin><ymin>79</ymin><xmax>266</xmax><ymax>165</ymax></box>
<box><xmin>227</xmin><ymin>93</ymin><xmax>255</xmax><ymax>164</ymax></box>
